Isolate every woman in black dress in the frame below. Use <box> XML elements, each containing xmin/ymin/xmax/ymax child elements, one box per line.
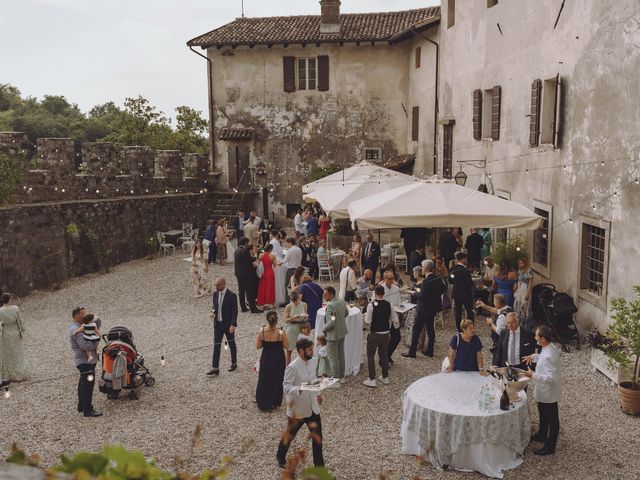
<box><xmin>255</xmin><ymin>311</ymin><xmax>289</xmax><ymax>411</ymax></box>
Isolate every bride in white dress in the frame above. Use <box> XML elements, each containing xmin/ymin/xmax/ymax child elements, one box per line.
<box><xmin>270</xmin><ymin>232</ymin><xmax>286</xmax><ymax>307</ymax></box>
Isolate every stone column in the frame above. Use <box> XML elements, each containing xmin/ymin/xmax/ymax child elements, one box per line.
<box><xmin>183</xmin><ymin>153</ymin><xmax>209</xmax><ymax>179</ymax></box>
<box><xmin>123</xmin><ymin>146</ymin><xmax>154</xmax><ymax>178</ymax></box>
<box><xmin>154</xmin><ymin>150</ymin><xmax>183</xmax><ymax>182</ymax></box>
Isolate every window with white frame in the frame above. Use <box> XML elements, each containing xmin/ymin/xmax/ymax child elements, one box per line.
<box><xmin>540</xmin><ymin>76</ymin><xmax>562</xmax><ymax>145</ymax></box>
<box><xmin>297</xmin><ymin>58</ymin><xmax>317</xmax><ymax>91</ymax></box>
<box><xmin>532</xmin><ymin>200</ymin><xmax>553</xmax><ymax>275</ymax></box>
<box><xmin>578</xmin><ymin>216</ymin><xmax>610</xmax><ymax>307</ymax></box>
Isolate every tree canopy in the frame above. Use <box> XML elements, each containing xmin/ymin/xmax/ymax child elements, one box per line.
<box><xmin>0</xmin><ymin>84</ymin><xmax>209</xmax><ymax>156</ymax></box>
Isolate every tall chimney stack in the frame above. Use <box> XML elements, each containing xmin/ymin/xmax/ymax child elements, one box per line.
<box><xmin>320</xmin><ymin>0</ymin><xmax>341</xmax><ymax>34</ymax></box>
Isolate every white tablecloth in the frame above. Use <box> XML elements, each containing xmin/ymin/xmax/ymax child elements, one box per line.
<box><xmin>315</xmin><ymin>306</ymin><xmax>363</xmax><ymax>376</ymax></box>
<box><xmin>401</xmin><ymin>372</ymin><xmax>531</xmax><ymax>479</ymax></box>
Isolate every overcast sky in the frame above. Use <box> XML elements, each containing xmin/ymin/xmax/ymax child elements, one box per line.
<box><xmin>0</xmin><ymin>0</ymin><xmax>437</xmax><ymax>121</ymax></box>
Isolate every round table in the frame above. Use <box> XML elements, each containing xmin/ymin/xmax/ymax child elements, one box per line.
<box><xmin>315</xmin><ymin>306</ymin><xmax>363</xmax><ymax>376</ymax></box>
<box><xmin>401</xmin><ymin>372</ymin><xmax>531</xmax><ymax>479</ymax></box>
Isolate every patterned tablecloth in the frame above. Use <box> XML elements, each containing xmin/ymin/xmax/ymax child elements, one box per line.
<box><xmin>401</xmin><ymin>372</ymin><xmax>531</xmax><ymax>479</ymax></box>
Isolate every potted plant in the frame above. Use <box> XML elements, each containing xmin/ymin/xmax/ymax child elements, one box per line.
<box><xmin>146</xmin><ymin>235</ymin><xmax>159</xmax><ymax>259</ymax></box>
<box><xmin>65</xmin><ymin>223</ymin><xmax>80</xmax><ymax>245</ymax></box>
<box><xmin>598</xmin><ymin>285</ymin><xmax>640</xmax><ymax>415</ymax></box>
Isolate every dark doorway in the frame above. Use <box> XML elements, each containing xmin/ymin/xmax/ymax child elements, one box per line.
<box><xmin>227</xmin><ymin>144</ymin><xmax>251</xmax><ymax>191</ymax></box>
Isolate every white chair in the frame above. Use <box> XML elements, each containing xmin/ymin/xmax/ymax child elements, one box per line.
<box><xmin>395</xmin><ymin>247</ymin><xmax>408</xmax><ymax>271</ymax></box>
<box><xmin>182</xmin><ymin>228</ymin><xmax>199</xmax><ymax>252</ymax></box>
<box><xmin>380</xmin><ymin>253</ymin><xmax>390</xmax><ymax>267</ymax></box>
<box><xmin>179</xmin><ymin>223</ymin><xmax>192</xmax><ymax>244</ymax></box>
<box><xmin>318</xmin><ymin>253</ymin><xmax>333</xmax><ymax>281</ymax></box>
<box><xmin>156</xmin><ymin>232</ymin><xmax>175</xmax><ymax>256</ymax></box>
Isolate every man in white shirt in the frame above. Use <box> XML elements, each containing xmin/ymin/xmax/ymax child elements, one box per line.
<box><xmin>476</xmin><ymin>294</ymin><xmax>512</xmax><ymax>355</ymax></box>
<box><xmin>356</xmin><ymin>269</ymin><xmax>374</xmax><ymax>302</ymax></box>
<box><xmin>269</xmin><ymin>230</ymin><xmax>284</xmax><ymax>259</ymax></box>
<box><xmin>282</xmin><ymin>238</ymin><xmax>302</xmax><ymax>304</ymax></box>
<box><xmin>380</xmin><ymin>270</ymin><xmax>401</xmax><ymax>364</ymax></box>
<box><xmin>483</xmin><ymin>256</ymin><xmax>499</xmax><ymax>286</ymax></box>
<box><xmin>293</xmin><ymin>209</ymin><xmax>304</xmax><ymax>234</ymax></box>
<box><xmin>276</xmin><ymin>338</ymin><xmax>324</xmax><ymax>468</ymax></box>
<box><xmin>523</xmin><ymin>325</ymin><xmax>561</xmax><ymax>456</ymax></box>
<box><xmin>338</xmin><ymin>260</ymin><xmax>358</xmax><ymax>302</ymax></box>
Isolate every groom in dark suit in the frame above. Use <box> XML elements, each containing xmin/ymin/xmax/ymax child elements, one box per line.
<box><xmin>208</xmin><ymin>277</ymin><xmax>239</xmax><ymax>376</ymax></box>
<box><xmin>448</xmin><ymin>251</ymin><xmax>475</xmax><ymax>332</ymax></box>
<box><xmin>361</xmin><ymin>232</ymin><xmax>381</xmax><ymax>284</ymax></box>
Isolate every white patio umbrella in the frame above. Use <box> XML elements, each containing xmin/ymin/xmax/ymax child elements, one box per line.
<box><xmin>348</xmin><ymin>177</ymin><xmax>543</xmax><ymax>230</ymax></box>
<box><xmin>302</xmin><ymin>173</ymin><xmax>417</xmax><ymax>219</ymax></box>
<box><xmin>302</xmin><ymin>160</ymin><xmax>414</xmax><ymax>194</ymax></box>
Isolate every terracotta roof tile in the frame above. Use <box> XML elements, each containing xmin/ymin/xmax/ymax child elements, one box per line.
<box><xmin>219</xmin><ymin>128</ymin><xmax>255</xmax><ymax>141</ymax></box>
<box><xmin>187</xmin><ymin>7</ymin><xmax>440</xmax><ymax>48</ymax></box>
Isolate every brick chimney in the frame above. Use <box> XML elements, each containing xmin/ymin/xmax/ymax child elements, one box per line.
<box><xmin>320</xmin><ymin>0</ymin><xmax>341</xmax><ymax>34</ymax></box>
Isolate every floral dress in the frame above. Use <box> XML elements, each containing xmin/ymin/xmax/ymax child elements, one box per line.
<box><xmin>0</xmin><ymin>305</ymin><xmax>29</xmax><ymax>381</ymax></box>
<box><xmin>191</xmin><ymin>255</ymin><xmax>212</xmax><ymax>296</ymax></box>
<box><xmin>514</xmin><ymin>268</ymin><xmax>534</xmax><ymax>329</ymax></box>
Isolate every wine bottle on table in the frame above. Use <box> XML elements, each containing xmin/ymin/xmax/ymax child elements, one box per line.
<box><xmin>500</xmin><ymin>386</ymin><xmax>510</xmax><ymax>411</ymax></box>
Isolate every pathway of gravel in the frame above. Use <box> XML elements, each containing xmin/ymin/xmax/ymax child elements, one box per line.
<box><xmin>1</xmin><ymin>254</ymin><xmax>638</xmax><ymax>479</ymax></box>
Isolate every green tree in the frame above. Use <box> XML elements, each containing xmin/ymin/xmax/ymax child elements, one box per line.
<box><xmin>168</xmin><ymin>105</ymin><xmax>209</xmax><ymax>153</ymax></box>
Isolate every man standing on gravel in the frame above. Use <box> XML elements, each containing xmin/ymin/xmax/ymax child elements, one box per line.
<box><xmin>208</xmin><ymin>277</ymin><xmax>238</xmax><ymax>376</ymax></box>
<box><xmin>277</xmin><ymin>338</ymin><xmax>324</xmax><ymax>468</ymax></box>
<box><xmin>68</xmin><ymin>306</ymin><xmax>102</xmax><ymax>417</ymax></box>
<box><xmin>322</xmin><ymin>286</ymin><xmax>349</xmax><ymax>385</ymax></box>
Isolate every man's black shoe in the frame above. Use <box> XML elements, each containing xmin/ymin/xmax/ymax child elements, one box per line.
<box><xmin>278</xmin><ymin>303</ymin><xmax>287</xmax><ymax>308</ymax></box>
<box><xmin>388</xmin><ymin>358</ymin><xmax>395</xmax><ymax>365</ymax></box>
<box><xmin>531</xmin><ymin>434</ymin><xmax>546</xmax><ymax>443</ymax></box>
<box><xmin>401</xmin><ymin>353</ymin><xmax>416</xmax><ymax>358</ymax></box>
<box><xmin>77</xmin><ymin>404</ymin><xmax>82</xmax><ymax>412</ymax></box>
<box><xmin>421</xmin><ymin>351</ymin><xmax>434</xmax><ymax>358</ymax></box>
<box><xmin>228</xmin><ymin>364</ymin><xmax>237</xmax><ymax>372</ymax></box>
<box><xmin>490</xmin><ymin>347</ymin><xmax>496</xmax><ymax>354</ymax></box>
<box><xmin>250</xmin><ymin>309</ymin><xmax>262</xmax><ymax>313</ymax></box>
<box><xmin>277</xmin><ymin>456</ymin><xmax>286</xmax><ymax>468</ymax></box>
<box><xmin>83</xmin><ymin>409</ymin><xmax>103</xmax><ymax>418</ymax></box>
<box><xmin>534</xmin><ymin>446</ymin><xmax>555</xmax><ymax>456</ymax></box>
<box><xmin>207</xmin><ymin>368</ymin><xmax>220</xmax><ymax>376</ymax></box>
<box><xmin>241</xmin><ymin>308</ymin><xmax>249</xmax><ymax>313</ymax></box>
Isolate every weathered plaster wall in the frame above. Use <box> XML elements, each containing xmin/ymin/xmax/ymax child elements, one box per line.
<box><xmin>438</xmin><ymin>0</ymin><xmax>640</xmax><ymax>330</ymax></box>
<box><xmin>208</xmin><ymin>42</ymin><xmax>413</xmax><ymax>219</ymax></box>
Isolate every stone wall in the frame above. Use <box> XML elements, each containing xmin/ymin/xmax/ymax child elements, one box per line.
<box><xmin>0</xmin><ymin>191</ymin><xmax>255</xmax><ymax>297</ymax></box>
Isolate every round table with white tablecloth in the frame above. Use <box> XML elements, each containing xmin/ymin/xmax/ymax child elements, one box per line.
<box><xmin>401</xmin><ymin>372</ymin><xmax>531</xmax><ymax>479</ymax></box>
<box><xmin>315</xmin><ymin>306</ymin><xmax>363</xmax><ymax>376</ymax></box>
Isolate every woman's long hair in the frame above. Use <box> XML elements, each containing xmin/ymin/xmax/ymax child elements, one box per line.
<box><xmin>192</xmin><ymin>239</ymin><xmax>204</xmax><ymax>258</ymax></box>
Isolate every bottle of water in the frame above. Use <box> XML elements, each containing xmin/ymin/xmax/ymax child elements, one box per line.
<box><xmin>478</xmin><ymin>386</ymin><xmax>485</xmax><ymax>411</ymax></box>
<box><xmin>486</xmin><ymin>385</ymin><xmax>495</xmax><ymax>412</ymax></box>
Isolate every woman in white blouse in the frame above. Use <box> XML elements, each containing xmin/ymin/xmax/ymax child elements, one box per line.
<box><xmin>523</xmin><ymin>325</ymin><xmax>561</xmax><ymax>456</ymax></box>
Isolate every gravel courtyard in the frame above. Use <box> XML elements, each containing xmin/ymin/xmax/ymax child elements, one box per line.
<box><xmin>1</xmin><ymin>254</ymin><xmax>639</xmax><ymax>479</ymax></box>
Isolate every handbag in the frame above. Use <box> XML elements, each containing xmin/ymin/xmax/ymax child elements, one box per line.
<box><xmin>256</xmin><ymin>257</ymin><xmax>264</xmax><ymax>278</ymax></box>
<box><xmin>441</xmin><ymin>292</ymin><xmax>451</xmax><ymax>311</ymax></box>
<box><xmin>441</xmin><ymin>333</ymin><xmax>460</xmax><ymax>372</ymax></box>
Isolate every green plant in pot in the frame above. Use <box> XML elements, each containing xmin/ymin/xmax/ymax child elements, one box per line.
<box><xmin>65</xmin><ymin>223</ymin><xmax>80</xmax><ymax>244</ymax></box>
<box><xmin>493</xmin><ymin>233</ymin><xmax>528</xmax><ymax>268</ymax></box>
<box><xmin>600</xmin><ymin>285</ymin><xmax>640</xmax><ymax>415</ymax></box>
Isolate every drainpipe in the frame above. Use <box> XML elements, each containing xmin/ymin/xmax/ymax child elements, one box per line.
<box><xmin>189</xmin><ymin>46</ymin><xmax>216</xmax><ymax>172</ymax></box>
<box><xmin>411</xmin><ymin>27</ymin><xmax>439</xmax><ymax>176</ymax></box>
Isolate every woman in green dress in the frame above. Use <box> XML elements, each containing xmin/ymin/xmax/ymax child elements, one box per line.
<box><xmin>0</xmin><ymin>293</ymin><xmax>28</xmax><ymax>385</ymax></box>
<box><xmin>284</xmin><ymin>291</ymin><xmax>307</xmax><ymax>365</ymax></box>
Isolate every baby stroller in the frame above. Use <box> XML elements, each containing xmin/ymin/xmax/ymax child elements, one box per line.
<box><xmin>531</xmin><ymin>284</ymin><xmax>580</xmax><ymax>352</ymax></box>
<box><xmin>98</xmin><ymin>326</ymin><xmax>155</xmax><ymax>400</ymax></box>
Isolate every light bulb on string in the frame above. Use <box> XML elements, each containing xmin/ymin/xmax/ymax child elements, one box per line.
<box><xmin>569</xmin><ymin>218</ymin><xmax>574</xmax><ymax>224</ymax></box>
<box><xmin>525</xmin><ymin>169</ymin><xmax>529</xmax><ymax>175</ymax></box>
<box><xmin>373</xmin><ymin>301</ymin><xmax>378</xmax><ymax>307</ymax></box>
<box><xmin>450</xmin><ymin>273</ymin><xmax>455</xmax><ymax>279</ymax></box>
<box><xmin>516</xmin><ymin>246</ymin><xmax>521</xmax><ymax>252</ymax></box>
<box><xmin>3</xmin><ymin>388</ymin><xmax>11</xmax><ymax>399</ymax></box>
<box><xmin>636</xmin><ymin>178</ymin><xmax>639</xmax><ymax>185</ymax></box>
<box><xmin>160</xmin><ymin>355</ymin><xmax>166</xmax><ymax>366</ymax></box>
<box><xmin>592</xmin><ymin>204</ymin><xmax>597</xmax><ymax>211</ymax></box>
<box><xmin>600</xmin><ymin>160</ymin><xmax>604</xmax><ymax>166</ymax></box>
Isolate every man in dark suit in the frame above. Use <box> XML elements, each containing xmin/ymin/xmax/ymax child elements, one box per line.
<box><xmin>439</xmin><ymin>227</ymin><xmax>458</xmax><ymax>267</ymax></box>
<box><xmin>234</xmin><ymin>210</ymin><xmax>248</xmax><ymax>235</ymax></box>
<box><xmin>464</xmin><ymin>228</ymin><xmax>484</xmax><ymax>271</ymax></box>
<box><xmin>361</xmin><ymin>232</ymin><xmax>381</xmax><ymax>284</ymax></box>
<box><xmin>403</xmin><ymin>260</ymin><xmax>447</xmax><ymax>358</ymax></box>
<box><xmin>408</xmin><ymin>243</ymin><xmax>427</xmax><ymax>282</ymax></box>
<box><xmin>400</xmin><ymin>228</ymin><xmax>430</xmax><ymax>274</ymax></box>
<box><xmin>449</xmin><ymin>251</ymin><xmax>475</xmax><ymax>332</ymax></box>
<box><xmin>234</xmin><ymin>236</ymin><xmax>260</xmax><ymax>313</ymax></box>
<box><xmin>495</xmin><ymin>312</ymin><xmax>536</xmax><ymax>370</ymax></box>
<box><xmin>208</xmin><ymin>277</ymin><xmax>239</xmax><ymax>376</ymax></box>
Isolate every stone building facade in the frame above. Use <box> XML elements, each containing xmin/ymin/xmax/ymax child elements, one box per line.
<box><xmin>188</xmin><ymin>1</ymin><xmax>440</xmax><ymax>220</ymax></box>
<box><xmin>436</xmin><ymin>0</ymin><xmax>640</xmax><ymax>331</ymax></box>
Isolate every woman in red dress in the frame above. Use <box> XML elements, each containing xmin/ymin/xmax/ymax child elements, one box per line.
<box><xmin>319</xmin><ymin>214</ymin><xmax>331</xmax><ymax>242</ymax></box>
<box><xmin>257</xmin><ymin>243</ymin><xmax>277</xmax><ymax>308</ymax></box>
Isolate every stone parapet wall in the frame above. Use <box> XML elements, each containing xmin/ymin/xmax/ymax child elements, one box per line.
<box><xmin>0</xmin><ymin>191</ymin><xmax>255</xmax><ymax>296</ymax></box>
<box><xmin>154</xmin><ymin>150</ymin><xmax>183</xmax><ymax>181</ymax></box>
<box><xmin>0</xmin><ymin>132</ymin><xmax>28</xmax><ymax>157</ymax></box>
<box><xmin>36</xmin><ymin>138</ymin><xmax>75</xmax><ymax>177</ymax></box>
<box><xmin>184</xmin><ymin>153</ymin><xmax>209</xmax><ymax>179</ymax></box>
<box><xmin>81</xmin><ymin>142</ymin><xmax>119</xmax><ymax>177</ymax></box>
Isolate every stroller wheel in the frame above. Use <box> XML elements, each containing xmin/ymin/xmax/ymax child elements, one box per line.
<box><xmin>144</xmin><ymin>375</ymin><xmax>156</xmax><ymax>387</ymax></box>
<box><xmin>128</xmin><ymin>390</ymin><xmax>139</xmax><ymax>400</ymax></box>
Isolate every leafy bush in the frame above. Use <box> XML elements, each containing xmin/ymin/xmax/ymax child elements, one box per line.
<box><xmin>492</xmin><ymin>233</ymin><xmax>528</xmax><ymax>269</ymax></box>
<box><xmin>309</xmin><ymin>163</ymin><xmax>341</xmax><ymax>182</ymax></box>
<box><xmin>0</xmin><ymin>153</ymin><xmax>24</xmax><ymax>205</ymax></box>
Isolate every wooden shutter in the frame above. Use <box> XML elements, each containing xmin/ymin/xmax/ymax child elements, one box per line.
<box><xmin>415</xmin><ymin>47</ymin><xmax>421</xmax><ymax>68</ymax></box>
<box><xmin>472</xmin><ymin>89</ymin><xmax>482</xmax><ymax>140</ymax></box>
<box><xmin>412</xmin><ymin>106</ymin><xmax>420</xmax><ymax>141</ymax></box>
<box><xmin>283</xmin><ymin>56</ymin><xmax>296</xmax><ymax>92</ymax></box>
<box><xmin>491</xmin><ymin>85</ymin><xmax>501</xmax><ymax>141</ymax></box>
<box><xmin>553</xmin><ymin>75</ymin><xmax>563</xmax><ymax>148</ymax></box>
<box><xmin>318</xmin><ymin>55</ymin><xmax>330</xmax><ymax>91</ymax></box>
<box><xmin>237</xmin><ymin>145</ymin><xmax>251</xmax><ymax>191</ymax></box>
<box><xmin>529</xmin><ymin>79</ymin><xmax>541</xmax><ymax>147</ymax></box>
